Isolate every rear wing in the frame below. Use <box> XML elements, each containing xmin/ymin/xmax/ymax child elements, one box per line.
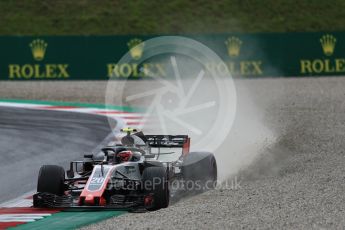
<box><xmin>145</xmin><ymin>135</ymin><xmax>190</xmax><ymax>155</ymax></box>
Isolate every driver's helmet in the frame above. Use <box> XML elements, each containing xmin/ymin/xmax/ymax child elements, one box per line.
<box><xmin>116</xmin><ymin>150</ymin><xmax>133</xmax><ymax>163</ymax></box>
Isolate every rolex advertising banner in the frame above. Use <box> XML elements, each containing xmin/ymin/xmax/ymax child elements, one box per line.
<box><xmin>0</xmin><ymin>32</ymin><xmax>343</xmax><ymax>80</ymax></box>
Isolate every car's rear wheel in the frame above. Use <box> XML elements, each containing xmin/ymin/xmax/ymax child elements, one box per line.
<box><xmin>37</xmin><ymin>165</ymin><xmax>65</xmax><ymax>196</ymax></box>
<box><xmin>143</xmin><ymin>167</ymin><xmax>169</xmax><ymax>211</ymax></box>
<box><xmin>182</xmin><ymin>152</ymin><xmax>217</xmax><ymax>191</ymax></box>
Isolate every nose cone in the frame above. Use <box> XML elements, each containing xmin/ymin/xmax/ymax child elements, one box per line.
<box><xmin>85</xmin><ymin>194</ymin><xmax>95</xmax><ymax>205</ymax></box>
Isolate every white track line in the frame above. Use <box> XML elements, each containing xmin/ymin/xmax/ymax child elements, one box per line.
<box><xmin>0</xmin><ymin>214</ymin><xmax>52</xmax><ymax>223</ymax></box>
<box><xmin>0</xmin><ymin>191</ymin><xmax>34</xmax><ymax>208</ymax></box>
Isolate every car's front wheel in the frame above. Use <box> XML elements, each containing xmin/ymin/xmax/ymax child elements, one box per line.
<box><xmin>142</xmin><ymin>167</ymin><xmax>169</xmax><ymax>211</ymax></box>
<box><xmin>37</xmin><ymin>165</ymin><xmax>65</xmax><ymax>196</ymax></box>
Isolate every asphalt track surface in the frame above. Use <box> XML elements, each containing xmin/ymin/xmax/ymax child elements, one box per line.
<box><xmin>0</xmin><ymin>107</ymin><xmax>113</xmax><ymax>203</ymax></box>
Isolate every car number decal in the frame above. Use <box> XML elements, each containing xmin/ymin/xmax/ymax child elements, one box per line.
<box><xmin>87</xmin><ymin>167</ymin><xmax>111</xmax><ymax>191</ymax></box>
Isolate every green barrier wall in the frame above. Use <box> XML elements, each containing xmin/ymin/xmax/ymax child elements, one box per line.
<box><xmin>0</xmin><ymin>32</ymin><xmax>344</xmax><ymax>80</ymax></box>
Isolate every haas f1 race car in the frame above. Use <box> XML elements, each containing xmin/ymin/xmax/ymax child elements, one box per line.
<box><xmin>33</xmin><ymin>128</ymin><xmax>217</xmax><ymax>211</ymax></box>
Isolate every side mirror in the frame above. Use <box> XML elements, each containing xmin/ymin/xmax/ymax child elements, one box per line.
<box><xmin>66</xmin><ymin>169</ymin><xmax>74</xmax><ymax>178</ymax></box>
<box><xmin>66</xmin><ymin>162</ymin><xmax>75</xmax><ymax>178</ymax></box>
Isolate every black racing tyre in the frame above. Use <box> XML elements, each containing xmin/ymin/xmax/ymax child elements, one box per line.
<box><xmin>143</xmin><ymin>167</ymin><xmax>169</xmax><ymax>211</ymax></box>
<box><xmin>182</xmin><ymin>152</ymin><xmax>217</xmax><ymax>190</ymax></box>
<box><xmin>37</xmin><ymin>165</ymin><xmax>65</xmax><ymax>196</ymax></box>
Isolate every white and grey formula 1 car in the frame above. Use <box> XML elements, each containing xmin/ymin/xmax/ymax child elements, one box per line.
<box><xmin>33</xmin><ymin>128</ymin><xmax>217</xmax><ymax>211</ymax></box>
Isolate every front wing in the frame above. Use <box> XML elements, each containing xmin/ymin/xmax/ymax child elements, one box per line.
<box><xmin>33</xmin><ymin>192</ymin><xmax>146</xmax><ymax>210</ymax></box>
